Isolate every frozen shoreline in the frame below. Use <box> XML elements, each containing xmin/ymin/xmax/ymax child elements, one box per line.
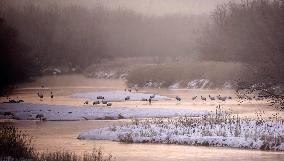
<box><xmin>70</xmin><ymin>91</ymin><xmax>170</xmax><ymax>101</ymax></box>
<box><xmin>0</xmin><ymin>103</ymin><xmax>210</xmax><ymax>121</ymax></box>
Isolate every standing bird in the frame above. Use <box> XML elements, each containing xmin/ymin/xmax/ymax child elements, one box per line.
<box><xmin>37</xmin><ymin>92</ymin><xmax>43</xmax><ymax>101</ymax></box>
<box><xmin>36</xmin><ymin>114</ymin><xmax>44</xmax><ymax>121</ymax></box>
<box><xmin>219</xmin><ymin>96</ymin><xmax>227</xmax><ymax>101</ymax></box>
<box><xmin>97</xmin><ymin>96</ymin><xmax>104</xmax><ymax>99</ymax></box>
<box><xmin>50</xmin><ymin>92</ymin><xmax>54</xmax><ymax>98</ymax></box>
<box><xmin>125</xmin><ymin>96</ymin><xmax>130</xmax><ymax>101</ymax></box>
<box><xmin>209</xmin><ymin>95</ymin><xmax>215</xmax><ymax>101</ymax></box>
<box><xmin>93</xmin><ymin>101</ymin><xmax>100</xmax><ymax>105</ymax></box>
<box><xmin>201</xmin><ymin>96</ymin><xmax>207</xmax><ymax>101</ymax></box>
<box><xmin>150</xmin><ymin>94</ymin><xmax>156</xmax><ymax>99</ymax></box>
<box><xmin>176</xmin><ymin>96</ymin><xmax>181</xmax><ymax>101</ymax></box>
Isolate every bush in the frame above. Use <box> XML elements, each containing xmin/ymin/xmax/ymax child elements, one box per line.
<box><xmin>38</xmin><ymin>148</ymin><xmax>113</xmax><ymax>161</ymax></box>
<box><xmin>0</xmin><ymin>124</ymin><xmax>35</xmax><ymax>160</ymax></box>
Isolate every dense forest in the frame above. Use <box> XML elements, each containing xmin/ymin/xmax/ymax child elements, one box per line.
<box><xmin>199</xmin><ymin>0</ymin><xmax>284</xmax><ymax>108</ymax></box>
<box><xmin>0</xmin><ymin>0</ymin><xmax>207</xmax><ymax>69</ymax></box>
<box><xmin>199</xmin><ymin>0</ymin><xmax>284</xmax><ymax>85</ymax></box>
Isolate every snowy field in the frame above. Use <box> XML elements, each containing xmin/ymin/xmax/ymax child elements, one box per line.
<box><xmin>0</xmin><ymin>103</ymin><xmax>210</xmax><ymax>121</ymax></box>
<box><xmin>79</xmin><ymin>114</ymin><xmax>284</xmax><ymax>151</ymax></box>
<box><xmin>71</xmin><ymin>91</ymin><xmax>170</xmax><ymax>101</ymax></box>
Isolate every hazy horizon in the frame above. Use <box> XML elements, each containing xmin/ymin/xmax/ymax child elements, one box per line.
<box><xmin>10</xmin><ymin>0</ymin><xmax>231</xmax><ymax>16</ymax></box>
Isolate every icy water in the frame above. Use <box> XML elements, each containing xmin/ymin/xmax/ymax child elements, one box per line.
<box><xmin>2</xmin><ymin>74</ymin><xmax>284</xmax><ymax>161</ymax></box>
<box><xmin>13</xmin><ymin>120</ymin><xmax>284</xmax><ymax>161</ymax></box>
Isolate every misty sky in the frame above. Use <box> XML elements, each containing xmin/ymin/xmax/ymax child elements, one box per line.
<box><xmin>20</xmin><ymin>0</ymin><xmax>230</xmax><ymax>16</ymax></box>
<box><xmin>98</xmin><ymin>0</ymin><xmax>229</xmax><ymax>16</ymax></box>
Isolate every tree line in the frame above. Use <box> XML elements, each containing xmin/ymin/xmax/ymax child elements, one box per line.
<box><xmin>199</xmin><ymin>0</ymin><xmax>284</xmax><ymax>108</ymax></box>
<box><xmin>0</xmin><ymin>0</ymin><xmax>206</xmax><ymax>92</ymax></box>
<box><xmin>199</xmin><ymin>0</ymin><xmax>284</xmax><ymax>84</ymax></box>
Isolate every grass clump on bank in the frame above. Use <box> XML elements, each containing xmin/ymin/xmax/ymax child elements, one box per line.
<box><xmin>0</xmin><ymin>124</ymin><xmax>35</xmax><ymax>160</ymax></box>
<box><xmin>0</xmin><ymin>124</ymin><xmax>114</xmax><ymax>161</ymax></box>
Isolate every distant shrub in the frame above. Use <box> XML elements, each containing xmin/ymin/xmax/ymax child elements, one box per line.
<box><xmin>127</xmin><ymin>61</ymin><xmax>243</xmax><ymax>88</ymax></box>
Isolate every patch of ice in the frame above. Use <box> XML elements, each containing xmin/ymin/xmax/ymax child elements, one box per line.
<box><xmin>169</xmin><ymin>83</ymin><xmax>180</xmax><ymax>89</ymax></box>
<box><xmin>0</xmin><ymin>103</ymin><xmax>210</xmax><ymax>121</ymax></box>
<box><xmin>71</xmin><ymin>91</ymin><xmax>170</xmax><ymax>101</ymax></box>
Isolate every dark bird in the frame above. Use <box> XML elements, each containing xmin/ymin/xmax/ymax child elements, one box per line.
<box><xmin>219</xmin><ymin>96</ymin><xmax>227</xmax><ymax>101</ymax></box>
<box><xmin>84</xmin><ymin>100</ymin><xmax>89</xmax><ymax>105</ymax></box>
<box><xmin>149</xmin><ymin>98</ymin><xmax>152</xmax><ymax>105</ymax></box>
<box><xmin>37</xmin><ymin>92</ymin><xmax>43</xmax><ymax>98</ymax></box>
<box><xmin>192</xmin><ymin>96</ymin><xmax>197</xmax><ymax>100</ymax></box>
<box><xmin>125</xmin><ymin>96</ymin><xmax>130</xmax><ymax>101</ymax></box>
<box><xmin>150</xmin><ymin>94</ymin><xmax>156</xmax><ymax>99</ymax></box>
<box><xmin>93</xmin><ymin>101</ymin><xmax>100</xmax><ymax>105</ymax></box>
<box><xmin>17</xmin><ymin>100</ymin><xmax>24</xmax><ymax>103</ymax></box>
<box><xmin>176</xmin><ymin>96</ymin><xmax>181</xmax><ymax>101</ymax></box>
<box><xmin>36</xmin><ymin>114</ymin><xmax>44</xmax><ymax>121</ymax></box>
<box><xmin>50</xmin><ymin>92</ymin><xmax>54</xmax><ymax>98</ymax></box>
<box><xmin>97</xmin><ymin>96</ymin><xmax>104</xmax><ymax>99</ymax></box>
<box><xmin>201</xmin><ymin>96</ymin><xmax>206</xmax><ymax>101</ymax></box>
<box><xmin>209</xmin><ymin>95</ymin><xmax>215</xmax><ymax>100</ymax></box>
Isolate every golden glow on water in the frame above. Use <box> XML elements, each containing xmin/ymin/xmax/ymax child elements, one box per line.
<box><xmin>14</xmin><ymin>120</ymin><xmax>283</xmax><ymax>161</ymax></box>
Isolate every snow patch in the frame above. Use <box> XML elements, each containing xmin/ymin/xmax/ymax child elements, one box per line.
<box><xmin>187</xmin><ymin>79</ymin><xmax>210</xmax><ymax>89</ymax></box>
<box><xmin>71</xmin><ymin>91</ymin><xmax>170</xmax><ymax>101</ymax></box>
<box><xmin>0</xmin><ymin>103</ymin><xmax>209</xmax><ymax>121</ymax></box>
<box><xmin>169</xmin><ymin>83</ymin><xmax>180</xmax><ymax>89</ymax></box>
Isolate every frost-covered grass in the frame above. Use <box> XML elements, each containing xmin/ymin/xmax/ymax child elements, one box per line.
<box><xmin>79</xmin><ymin>108</ymin><xmax>284</xmax><ymax>151</ymax></box>
<box><xmin>71</xmin><ymin>91</ymin><xmax>170</xmax><ymax>101</ymax></box>
<box><xmin>0</xmin><ymin>103</ymin><xmax>210</xmax><ymax>121</ymax></box>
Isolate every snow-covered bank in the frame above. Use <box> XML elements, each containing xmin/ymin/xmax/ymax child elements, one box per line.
<box><xmin>78</xmin><ymin>116</ymin><xmax>284</xmax><ymax>151</ymax></box>
<box><xmin>0</xmin><ymin>103</ymin><xmax>209</xmax><ymax>121</ymax></box>
<box><xmin>71</xmin><ymin>91</ymin><xmax>170</xmax><ymax>101</ymax></box>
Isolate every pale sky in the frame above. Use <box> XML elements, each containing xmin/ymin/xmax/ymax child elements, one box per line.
<box><xmin>93</xmin><ymin>0</ymin><xmax>229</xmax><ymax>16</ymax></box>
<box><xmin>12</xmin><ymin>0</ymin><xmax>231</xmax><ymax>16</ymax></box>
